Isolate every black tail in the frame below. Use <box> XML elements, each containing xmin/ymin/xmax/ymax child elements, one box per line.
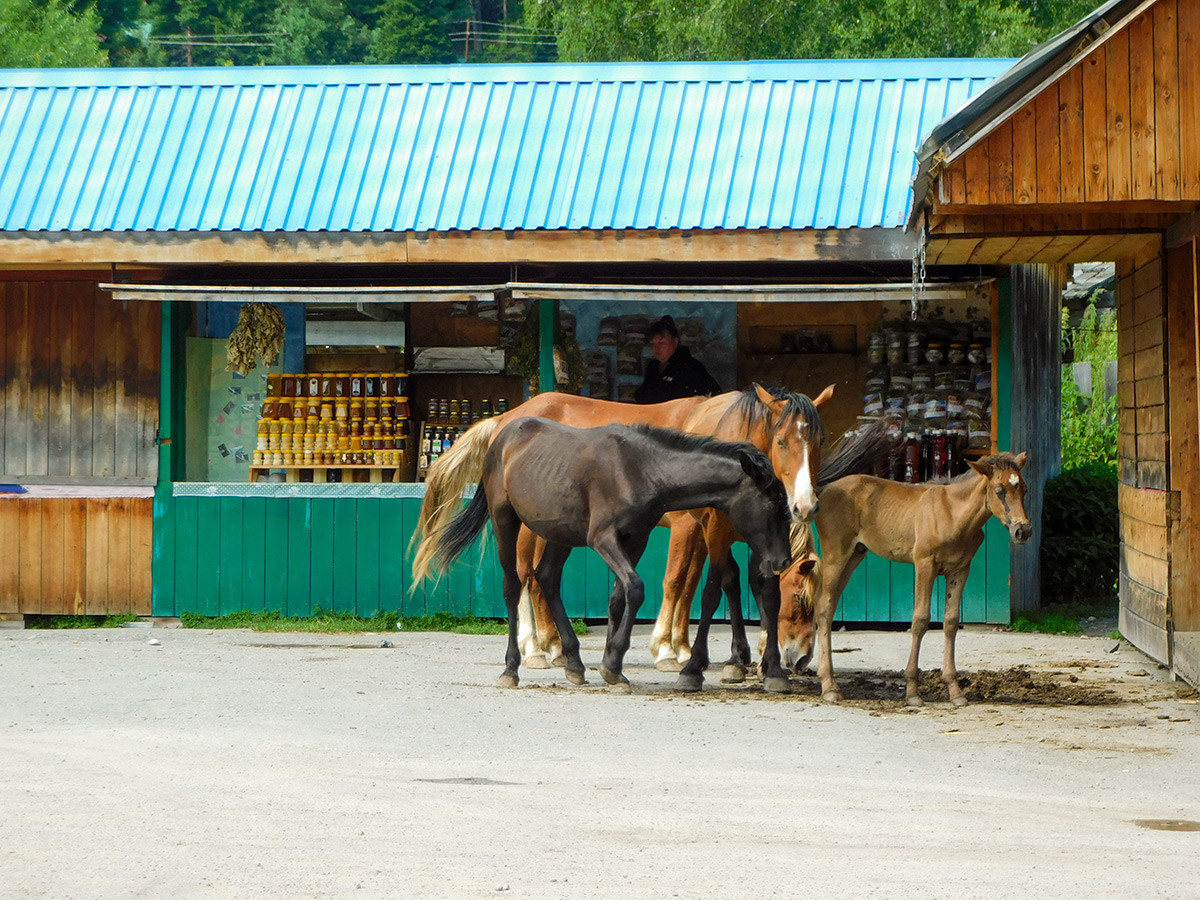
<box><xmin>817</xmin><ymin>417</ymin><xmax>895</xmax><ymax>488</ymax></box>
<box><xmin>433</xmin><ymin>482</ymin><xmax>491</xmax><ymax>572</ymax></box>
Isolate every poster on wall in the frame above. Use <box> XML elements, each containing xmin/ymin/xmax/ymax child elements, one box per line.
<box><xmin>185</xmin><ymin>337</ymin><xmax>281</xmax><ymax>482</ymax></box>
<box><xmin>561</xmin><ymin>300</ymin><xmax>736</xmax><ymax>402</ymax></box>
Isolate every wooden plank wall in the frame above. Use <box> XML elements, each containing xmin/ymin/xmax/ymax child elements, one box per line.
<box><xmin>1117</xmin><ymin>244</ymin><xmax>1171</xmax><ymax>663</ymax></box>
<box><xmin>1166</xmin><ymin>239</ymin><xmax>1200</xmax><ymax>635</ymax></box>
<box><xmin>940</xmin><ymin>0</ymin><xmax>1200</xmax><ymax>208</ymax></box>
<box><xmin>0</xmin><ymin>497</ymin><xmax>153</xmax><ymax>615</ymax></box>
<box><xmin>0</xmin><ymin>280</ymin><xmax>160</xmax><ymax>483</ymax></box>
<box><xmin>1008</xmin><ymin>265</ymin><xmax>1066</xmax><ymax>611</ymax></box>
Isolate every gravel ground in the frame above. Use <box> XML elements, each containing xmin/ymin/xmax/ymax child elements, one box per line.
<box><xmin>2</xmin><ymin>622</ymin><xmax>1198</xmax><ymax>900</ymax></box>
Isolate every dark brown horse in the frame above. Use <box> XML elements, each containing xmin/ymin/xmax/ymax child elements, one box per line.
<box><xmin>425</xmin><ymin>419</ymin><xmax>794</xmax><ymax>690</ymax></box>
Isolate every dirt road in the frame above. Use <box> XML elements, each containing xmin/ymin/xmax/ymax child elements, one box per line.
<box><xmin>2</xmin><ymin>623</ymin><xmax>1198</xmax><ymax>899</ymax></box>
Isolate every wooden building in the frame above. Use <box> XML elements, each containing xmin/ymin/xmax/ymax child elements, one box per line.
<box><xmin>0</xmin><ymin>58</ymin><xmax>1054</xmax><ymax>627</ymax></box>
<box><xmin>908</xmin><ymin>0</ymin><xmax>1200</xmax><ymax>684</ymax></box>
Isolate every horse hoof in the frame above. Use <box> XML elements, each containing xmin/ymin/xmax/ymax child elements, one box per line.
<box><xmin>906</xmin><ymin>695</ymin><xmax>925</xmax><ymax>708</ymax></box>
<box><xmin>598</xmin><ymin>664</ymin><xmax>624</xmax><ymax>686</ymax></box>
<box><xmin>655</xmin><ymin>657</ymin><xmax>683</xmax><ymax>673</ymax></box>
<box><xmin>675</xmin><ymin>672</ymin><xmax>704</xmax><ymax>692</ymax></box>
<box><xmin>498</xmin><ymin>674</ymin><xmax>519</xmax><ymax>689</ymax></box>
<box><xmin>763</xmin><ymin>676</ymin><xmax>790</xmax><ymax>693</ymax></box>
<box><xmin>950</xmin><ymin>695</ymin><xmax>969</xmax><ymax>708</ymax></box>
<box><xmin>720</xmin><ymin>664</ymin><xmax>747</xmax><ymax>684</ymax></box>
<box><xmin>821</xmin><ymin>690</ymin><xmax>843</xmax><ymax>704</ymax></box>
<box><xmin>524</xmin><ymin>654</ymin><xmax>550</xmax><ymax>670</ymax></box>
<box><xmin>550</xmin><ymin>653</ymin><xmax>566</xmax><ymax>668</ymax></box>
<box><xmin>565</xmin><ymin>668</ymin><xmax>587</xmax><ymax>686</ymax></box>
<box><xmin>607</xmin><ymin>680</ymin><xmax>632</xmax><ymax>694</ymax></box>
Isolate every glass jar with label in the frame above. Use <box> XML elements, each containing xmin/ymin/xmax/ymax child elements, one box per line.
<box><xmin>350</xmin><ymin>373</ymin><xmax>365</xmax><ymax>397</ymax></box>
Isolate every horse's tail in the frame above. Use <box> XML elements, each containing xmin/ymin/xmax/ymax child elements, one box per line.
<box><xmin>424</xmin><ymin>481</ymin><xmax>491</xmax><ymax>577</ymax></box>
<box><xmin>410</xmin><ymin>416</ymin><xmax>502</xmax><ymax>563</ymax></box>
<box><xmin>817</xmin><ymin>416</ymin><xmax>895</xmax><ymax>488</ymax></box>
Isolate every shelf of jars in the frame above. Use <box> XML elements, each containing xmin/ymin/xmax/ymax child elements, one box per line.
<box><xmin>415</xmin><ymin>396</ymin><xmax>510</xmax><ymax>481</ymax></box>
<box><xmin>251</xmin><ymin>371</ymin><xmax>412</xmax><ymax>483</ymax></box>
<box><xmin>862</xmin><ymin>321</ymin><xmax>996</xmax><ymax>482</ymax></box>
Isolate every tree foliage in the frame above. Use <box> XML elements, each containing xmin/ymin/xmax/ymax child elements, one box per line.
<box><xmin>525</xmin><ymin>0</ymin><xmax>1097</xmax><ymax>61</ymax></box>
<box><xmin>0</xmin><ymin>0</ymin><xmax>108</xmax><ymax>67</ymax></box>
<box><xmin>8</xmin><ymin>0</ymin><xmax>1102</xmax><ymax>68</ymax></box>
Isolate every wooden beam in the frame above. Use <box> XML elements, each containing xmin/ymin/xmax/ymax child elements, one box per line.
<box><xmin>0</xmin><ymin>226</ymin><xmax>917</xmax><ymax>267</ymax></box>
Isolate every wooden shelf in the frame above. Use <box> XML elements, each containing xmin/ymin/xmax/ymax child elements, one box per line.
<box><xmin>249</xmin><ymin>465</ymin><xmax>404</xmax><ymax>484</ymax></box>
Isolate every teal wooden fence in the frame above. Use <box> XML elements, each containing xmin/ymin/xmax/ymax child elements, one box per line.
<box><xmin>151</xmin><ymin>485</ymin><xmax>1011</xmax><ymax>623</ymax></box>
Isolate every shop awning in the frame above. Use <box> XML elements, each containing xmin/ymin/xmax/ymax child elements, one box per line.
<box><xmin>100</xmin><ymin>284</ymin><xmax>503</xmax><ymax>304</ymax></box>
<box><xmin>507</xmin><ymin>282</ymin><xmax>983</xmax><ymax>304</ymax></box>
<box><xmin>103</xmin><ymin>281</ymin><xmax>988</xmax><ymax>306</ymax></box>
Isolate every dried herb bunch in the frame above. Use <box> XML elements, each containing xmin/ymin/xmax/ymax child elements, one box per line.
<box><xmin>226</xmin><ymin>302</ymin><xmax>286</xmax><ymax>375</ymax></box>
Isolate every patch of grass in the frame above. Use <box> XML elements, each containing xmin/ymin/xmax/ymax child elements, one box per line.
<box><xmin>25</xmin><ymin>614</ymin><xmax>140</xmax><ymax>629</ymax></box>
<box><xmin>1009</xmin><ymin>600</ymin><xmax>1117</xmax><ymax>635</ymax></box>
<box><xmin>179</xmin><ymin>608</ymin><xmax>588</xmax><ymax>636</ymax></box>
<box><xmin>1011</xmin><ymin>614</ymin><xmax>1082</xmax><ymax>635</ymax></box>
<box><xmin>1108</xmin><ymin>630</ymin><xmax>1123</xmax><ymax>641</ymax></box>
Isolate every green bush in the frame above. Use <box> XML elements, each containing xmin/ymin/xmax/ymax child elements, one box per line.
<box><xmin>1040</xmin><ymin>296</ymin><xmax>1118</xmax><ymax>608</ymax></box>
<box><xmin>1040</xmin><ymin>464</ymin><xmax>1119</xmax><ymax>605</ymax></box>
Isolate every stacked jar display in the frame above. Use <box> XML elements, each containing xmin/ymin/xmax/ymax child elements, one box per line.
<box><xmin>863</xmin><ymin>323</ymin><xmax>992</xmax><ymax>482</ymax></box>
<box><xmin>419</xmin><ymin>396</ymin><xmax>509</xmax><ymax>471</ymax></box>
<box><xmin>254</xmin><ymin>371</ymin><xmax>409</xmax><ymax>468</ymax></box>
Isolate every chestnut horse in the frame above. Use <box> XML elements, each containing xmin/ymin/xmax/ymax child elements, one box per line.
<box><xmin>425</xmin><ymin>419</ymin><xmax>793</xmax><ymax>690</ymax></box>
<box><xmin>758</xmin><ymin>521</ymin><xmax>821</xmax><ymax>673</ymax></box>
<box><xmin>811</xmin><ymin>452</ymin><xmax>1032</xmax><ymax>707</ymax></box>
<box><xmin>410</xmin><ymin>385</ymin><xmax>836</xmax><ymax>669</ymax></box>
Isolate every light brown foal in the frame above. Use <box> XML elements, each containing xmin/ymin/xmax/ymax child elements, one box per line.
<box><xmin>812</xmin><ymin>452</ymin><xmax>1031</xmax><ymax>707</ymax></box>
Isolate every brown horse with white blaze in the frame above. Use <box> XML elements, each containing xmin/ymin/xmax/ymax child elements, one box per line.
<box><xmin>811</xmin><ymin>452</ymin><xmax>1032</xmax><ymax>707</ymax></box>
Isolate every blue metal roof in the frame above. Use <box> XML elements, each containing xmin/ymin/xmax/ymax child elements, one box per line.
<box><xmin>0</xmin><ymin>60</ymin><xmax>1011</xmax><ymax>234</ymax></box>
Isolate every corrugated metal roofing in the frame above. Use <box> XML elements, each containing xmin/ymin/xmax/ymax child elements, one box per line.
<box><xmin>0</xmin><ymin>60</ymin><xmax>1011</xmax><ymax>234</ymax></box>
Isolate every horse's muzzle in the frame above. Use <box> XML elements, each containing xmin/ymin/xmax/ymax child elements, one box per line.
<box><xmin>1011</xmin><ymin>522</ymin><xmax>1033</xmax><ymax>544</ymax></box>
<box><xmin>791</xmin><ymin>500</ymin><xmax>819</xmax><ymax>523</ymax></box>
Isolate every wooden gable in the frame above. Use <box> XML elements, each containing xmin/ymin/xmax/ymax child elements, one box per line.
<box><xmin>936</xmin><ymin>0</ymin><xmax>1200</xmax><ymax>212</ymax></box>
<box><xmin>924</xmin><ymin>0</ymin><xmax>1200</xmax><ymax>265</ymax></box>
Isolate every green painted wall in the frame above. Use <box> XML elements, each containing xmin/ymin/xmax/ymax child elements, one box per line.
<box><xmin>152</xmin><ymin>491</ymin><xmax>1009</xmax><ymax>624</ymax></box>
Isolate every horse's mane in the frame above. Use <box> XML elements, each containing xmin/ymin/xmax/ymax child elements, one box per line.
<box><xmin>943</xmin><ymin>451</ymin><xmax>1025</xmax><ymax>483</ymax></box>
<box><xmin>716</xmin><ymin>385</ymin><xmax>827</xmax><ymax>444</ymax></box>
<box><xmin>624</xmin><ymin>423</ymin><xmax>767</xmax><ymax>466</ymax></box>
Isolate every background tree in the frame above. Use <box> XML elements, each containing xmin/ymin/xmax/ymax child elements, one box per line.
<box><xmin>368</xmin><ymin>0</ymin><xmax>470</xmax><ymax>65</ymax></box>
<box><xmin>265</xmin><ymin>0</ymin><xmax>370</xmax><ymax>65</ymax></box>
<box><xmin>0</xmin><ymin>0</ymin><xmax>108</xmax><ymax>66</ymax></box>
<box><xmin>526</xmin><ymin>0</ymin><xmax>1100</xmax><ymax>61</ymax></box>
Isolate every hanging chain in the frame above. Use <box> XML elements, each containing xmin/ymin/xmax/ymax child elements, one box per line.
<box><xmin>910</xmin><ymin>213</ymin><xmax>929</xmax><ymax>321</ymax></box>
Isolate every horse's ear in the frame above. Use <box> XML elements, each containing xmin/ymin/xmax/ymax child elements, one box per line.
<box><xmin>812</xmin><ymin>384</ymin><xmax>835</xmax><ymax>408</ymax></box>
<box><xmin>796</xmin><ymin>555</ymin><xmax>818</xmax><ymax>576</ymax></box>
<box><xmin>752</xmin><ymin>383</ymin><xmax>786</xmax><ymax>415</ymax></box>
<box><xmin>1013</xmin><ymin>451</ymin><xmax>1028</xmax><ymax>468</ymax></box>
<box><xmin>967</xmin><ymin>458</ymin><xmax>994</xmax><ymax>478</ymax></box>
<box><xmin>739</xmin><ymin>449</ymin><xmax>771</xmax><ymax>486</ymax></box>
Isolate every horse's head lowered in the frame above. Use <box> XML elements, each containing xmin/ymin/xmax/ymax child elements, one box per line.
<box><xmin>969</xmin><ymin>451</ymin><xmax>1032</xmax><ymax>544</ymax></box>
<box><xmin>749</xmin><ymin>382</ymin><xmax>832</xmax><ymax>523</ymax></box>
<box><xmin>731</xmin><ymin>447</ymin><xmax>794</xmax><ymax>576</ymax></box>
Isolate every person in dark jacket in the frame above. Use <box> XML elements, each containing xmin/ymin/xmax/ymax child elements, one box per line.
<box><xmin>634</xmin><ymin>315</ymin><xmax>721</xmax><ymax>403</ymax></box>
